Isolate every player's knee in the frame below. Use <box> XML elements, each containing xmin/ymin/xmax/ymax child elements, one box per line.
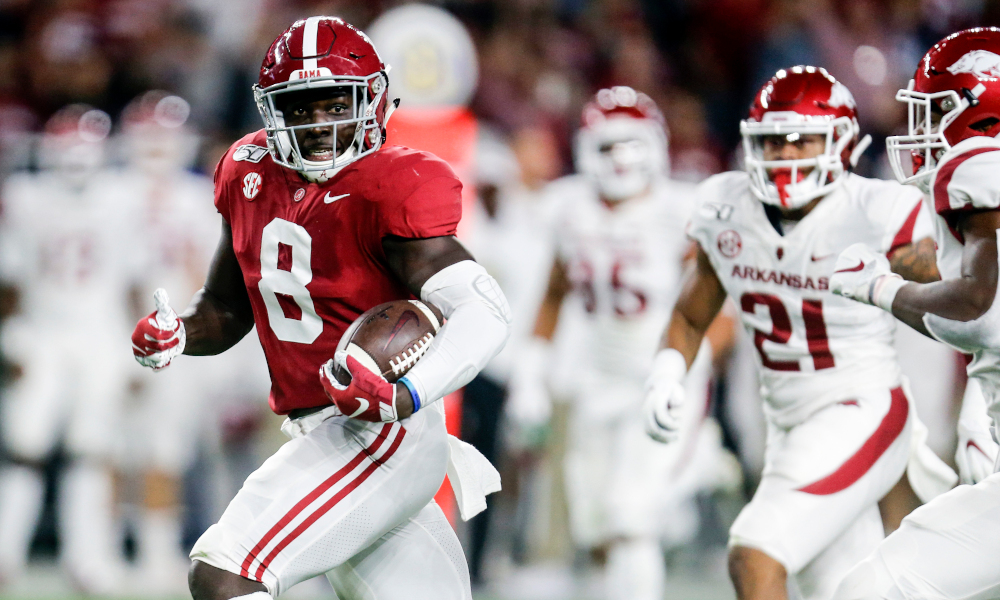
<box><xmin>188</xmin><ymin>560</ymin><xmax>268</xmax><ymax>600</ymax></box>
<box><xmin>728</xmin><ymin>545</ymin><xmax>786</xmax><ymax>591</ymax></box>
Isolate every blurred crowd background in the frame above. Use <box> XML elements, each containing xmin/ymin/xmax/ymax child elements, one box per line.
<box><xmin>0</xmin><ymin>0</ymin><xmax>992</xmax><ymax>599</ymax></box>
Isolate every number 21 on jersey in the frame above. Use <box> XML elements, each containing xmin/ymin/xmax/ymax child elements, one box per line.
<box><xmin>741</xmin><ymin>292</ymin><xmax>834</xmax><ymax>372</ymax></box>
<box><xmin>258</xmin><ymin>218</ymin><xmax>323</xmax><ymax>343</ymax></box>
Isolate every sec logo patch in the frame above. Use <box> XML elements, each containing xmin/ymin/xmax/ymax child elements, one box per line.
<box><xmin>717</xmin><ymin>230</ymin><xmax>742</xmax><ymax>258</ymax></box>
<box><xmin>243</xmin><ymin>172</ymin><xmax>262</xmax><ymax>200</ymax></box>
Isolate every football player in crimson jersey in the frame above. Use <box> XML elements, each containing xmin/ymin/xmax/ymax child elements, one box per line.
<box><xmin>642</xmin><ymin>67</ymin><xmax>954</xmax><ymax>600</ymax></box>
<box><xmin>129</xmin><ymin>17</ymin><xmax>511</xmax><ymax>600</ymax></box>
<box><xmin>833</xmin><ymin>28</ymin><xmax>1000</xmax><ymax>600</ymax></box>
<box><xmin>507</xmin><ymin>87</ymin><xmax>737</xmax><ymax>600</ymax></box>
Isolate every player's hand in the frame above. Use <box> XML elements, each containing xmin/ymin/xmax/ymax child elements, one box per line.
<box><xmin>642</xmin><ymin>348</ymin><xmax>688</xmax><ymax>444</ymax></box>
<box><xmin>319</xmin><ymin>351</ymin><xmax>399</xmax><ymax>422</ymax></box>
<box><xmin>830</xmin><ymin>243</ymin><xmax>906</xmax><ymax>312</ymax></box>
<box><xmin>131</xmin><ymin>289</ymin><xmax>185</xmax><ymax>371</ymax></box>
<box><xmin>956</xmin><ymin>418</ymin><xmax>999</xmax><ymax>484</ymax></box>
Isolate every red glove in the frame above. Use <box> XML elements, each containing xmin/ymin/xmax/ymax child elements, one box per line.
<box><xmin>131</xmin><ymin>289</ymin><xmax>185</xmax><ymax>371</ymax></box>
<box><xmin>319</xmin><ymin>351</ymin><xmax>399</xmax><ymax>422</ymax></box>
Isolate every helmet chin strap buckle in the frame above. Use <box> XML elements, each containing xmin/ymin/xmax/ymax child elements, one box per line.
<box><xmin>850</xmin><ymin>134</ymin><xmax>872</xmax><ymax>167</ymax></box>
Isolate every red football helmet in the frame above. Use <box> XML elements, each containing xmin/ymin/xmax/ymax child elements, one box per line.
<box><xmin>254</xmin><ymin>16</ymin><xmax>394</xmax><ymax>181</ymax></box>
<box><xmin>575</xmin><ymin>86</ymin><xmax>669</xmax><ymax>201</ymax></box>
<box><xmin>887</xmin><ymin>27</ymin><xmax>1000</xmax><ymax>187</ymax></box>
<box><xmin>121</xmin><ymin>90</ymin><xmax>197</xmax><ymax>174</ymax></box>
<box><xmin>742</xmin><ymin>66</ymin><xmax>869</xmax><ymax>209</ymax></box>
<box><xmin>39</xmin><ymin>104</ymin><xmax>112</xmax><ymax>179</ymax></box>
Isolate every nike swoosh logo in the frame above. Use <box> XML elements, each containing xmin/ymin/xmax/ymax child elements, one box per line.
<box><xmin>383</xmin><ymin>310</ymin><xmax>419</xmax><ymax>352</ymax></box>
<box><xmin>324</xmin><ymin>192</ymin><xmax>350</xmax><ymax>204</ymax></box>
<box><xmin>968</xmin><ymin>440</ymin><xmax>990</xmax><ymax>458</ymax></box>
<box><xmin>348</xmin><ymin>398</ymin><xmax>369</xmax><ymax>418</ymax></box>
<box><xmin>834</xmin><ymin>261</ymin><xmax>865</xmax><ymax>273</ymax></box>
<box><xmin>811</xmin><ymin>254</ymin><xmax>834</xmax><ymax>262</ymax></box>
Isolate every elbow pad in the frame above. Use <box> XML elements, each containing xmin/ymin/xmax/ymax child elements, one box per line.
<box><xmin>403</xmin><ymin>261</ymin><xmax>512</xmax><ymax>407</ymax></box>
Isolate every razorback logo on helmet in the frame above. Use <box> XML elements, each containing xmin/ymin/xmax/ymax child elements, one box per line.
<box><xmin>827</xmin><ymin>82</ymin><xmax>857</xmax><ymax>109</ymax></box>
<box><xmin>947</xmin><ymin>50</ymin><xmax>1000</xmax><ymax>79</ymax></box>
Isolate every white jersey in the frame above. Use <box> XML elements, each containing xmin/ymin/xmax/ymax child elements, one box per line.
<box><xmin>0</xmin><ymin>170</ymin><xmax>141</xmax><ymax>330</ymax></box>
<box><xmin>121</xmin><ymin>169</ymin><xmax>218</xmax><ymax>302</ymax></box>
<box><xmin>925</xmin><ymin>136</ymin><xmax>1000</xmax><ymax>421</ymax></box>
<box><xmin>688</xmin><ymin>172</ymin><xmax>932</xmax><ymax>426</ymax></box>
<box><xmin>466</xmin><ymin>185</ymin><xmax>556</xmax><ymax>384</ymax></box>
<box><xmin>547</xmin><ymin>175</ymin><xmax>696</xmax><ymax>382</ymax></box>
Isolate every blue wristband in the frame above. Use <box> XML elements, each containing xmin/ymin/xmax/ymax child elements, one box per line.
<box><xmin>399</xmin><ymin>376</ymin><xmax>421</xmax><ymax>413</ymax></box>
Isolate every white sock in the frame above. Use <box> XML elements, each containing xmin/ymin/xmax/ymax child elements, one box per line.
<box><xmin>0</xmin><ymin>465</ymin><xmax>45</xmax><ymax>575</ymax></box>
<box><xmin>232</xmin><ymin>593</ymin><xmax>272</xmax><ymax>600</ymax></box>
<box><xmin>606</xmin><ymin>538</ymin><xmax>665</xmax><ymax>600</ymax></box>
<box><xmin>59</xmin><ymin>461</ymin><xmax>120</xmax><ymax>588</ymax></box>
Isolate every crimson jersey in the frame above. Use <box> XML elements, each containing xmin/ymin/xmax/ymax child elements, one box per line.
<box><xmin>214</xmin><ymin>130</ymin><xmax>462</xmax><ymax>414</ymax></box>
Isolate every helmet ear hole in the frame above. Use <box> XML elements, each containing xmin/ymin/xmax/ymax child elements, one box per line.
<box><xmin>969</xmin><ymin>116</ymin><xmax>1000</xmax><ymax>133</ymax></box>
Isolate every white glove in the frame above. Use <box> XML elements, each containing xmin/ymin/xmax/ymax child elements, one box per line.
<box><xmin>131</xmin><ymin>288</ymin><xmax>186</xmax><ymax>371</ymax></box>
<box><xmin>643</xmin><ymin>348</ymin><xmax>688</xmax><ymax>444</ymax></box>
<box><xmin>956</xmin><ymin>378</ymin><xmax>999</xmax><ymax>484</ymax></box>
<box><xmin>830</xmin><ymin>243</ymin><xmax>907</xmax><ymax>312</ymax></box>
<box><xmin>505</xmin><ymin>338</ymin><xmax>553</xmax><ymax>430</ymax></box>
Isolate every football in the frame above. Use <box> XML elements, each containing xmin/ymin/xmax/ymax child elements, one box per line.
<box><xmin>335</xmin><ymin>299</ymin><xmax>444</xmax><ymax>383</ymax></box>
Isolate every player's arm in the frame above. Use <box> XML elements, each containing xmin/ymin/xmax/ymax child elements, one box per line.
<box><xmin>532</xmin><ymin>259</ymin><xmax>571</xmax><ymax>340</ymax></box>
<box><xmin>644</xmin><ymin>244</ymin><xmax>727</xmax><ymax>443</ymax></box>
<box><xmin>663</xmin><ymin>245</ymin><xmax>729</xmax><ymax>365</ymax></box>
<box><xmin>181</xmin><ymin>219</ymin><xmax>255</xmax><ymax>355</ymax></box>
<box><xmin>503</xmin><ymin>259</ymin><xmax>570</xmax><ymax>430</ymax></box>
<box><xmin>388</xmin><ymin>235</ymin><xmax>510</xmax><ymax>419</ymax></box>
<box><xmin>677</xmin><ymin>240</ymin><xmax>736</xmax><ymax>369</ymax></box>
<box><xmin>833</xmin><ymin>211</ymin><xmax>1000</xmax><ymax>337</ymax></box>
<box><xmin>888</xmin><ymin>236</ymin><xmax>941</xmax><ymax>284</ymax></box>
<box><xmin>882</xmin><ymin>235</ymin><xmax>942</xmax><ymax>335</ymax></box>
<box><xmin>131</xmin><ymin>220</ymin><xmax>254</xmax><ymax>370</ymax></box>
<box><xmin>322</xmin><ymin>235</ymin><xmax>511</xmax><ymax>422</ymax></box>
<box><xmin>892</xmin><ymin>211</ymin><xmax>999</xmax><ymax>324</ymax></box>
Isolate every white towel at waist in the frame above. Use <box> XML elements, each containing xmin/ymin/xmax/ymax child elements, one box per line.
<box><xmin>279</xmin><ymin>405</ymin><xmax>501</xmax><ymax>521</ymax></box>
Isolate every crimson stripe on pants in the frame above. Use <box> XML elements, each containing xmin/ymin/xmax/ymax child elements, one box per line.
<box><xmin>253</xmin><ymin>425</ymin><xmax>407</xmax><ymax>580</ymax></box>
<box><xmin>240</xmin><ymin>423</ymin><xmax>395</xmax><ymax>579</ymax></box>
<box><xmin>797</xmin><ymin>386</ymin><xmax>908</xmax><ymax>495</ymax></box>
